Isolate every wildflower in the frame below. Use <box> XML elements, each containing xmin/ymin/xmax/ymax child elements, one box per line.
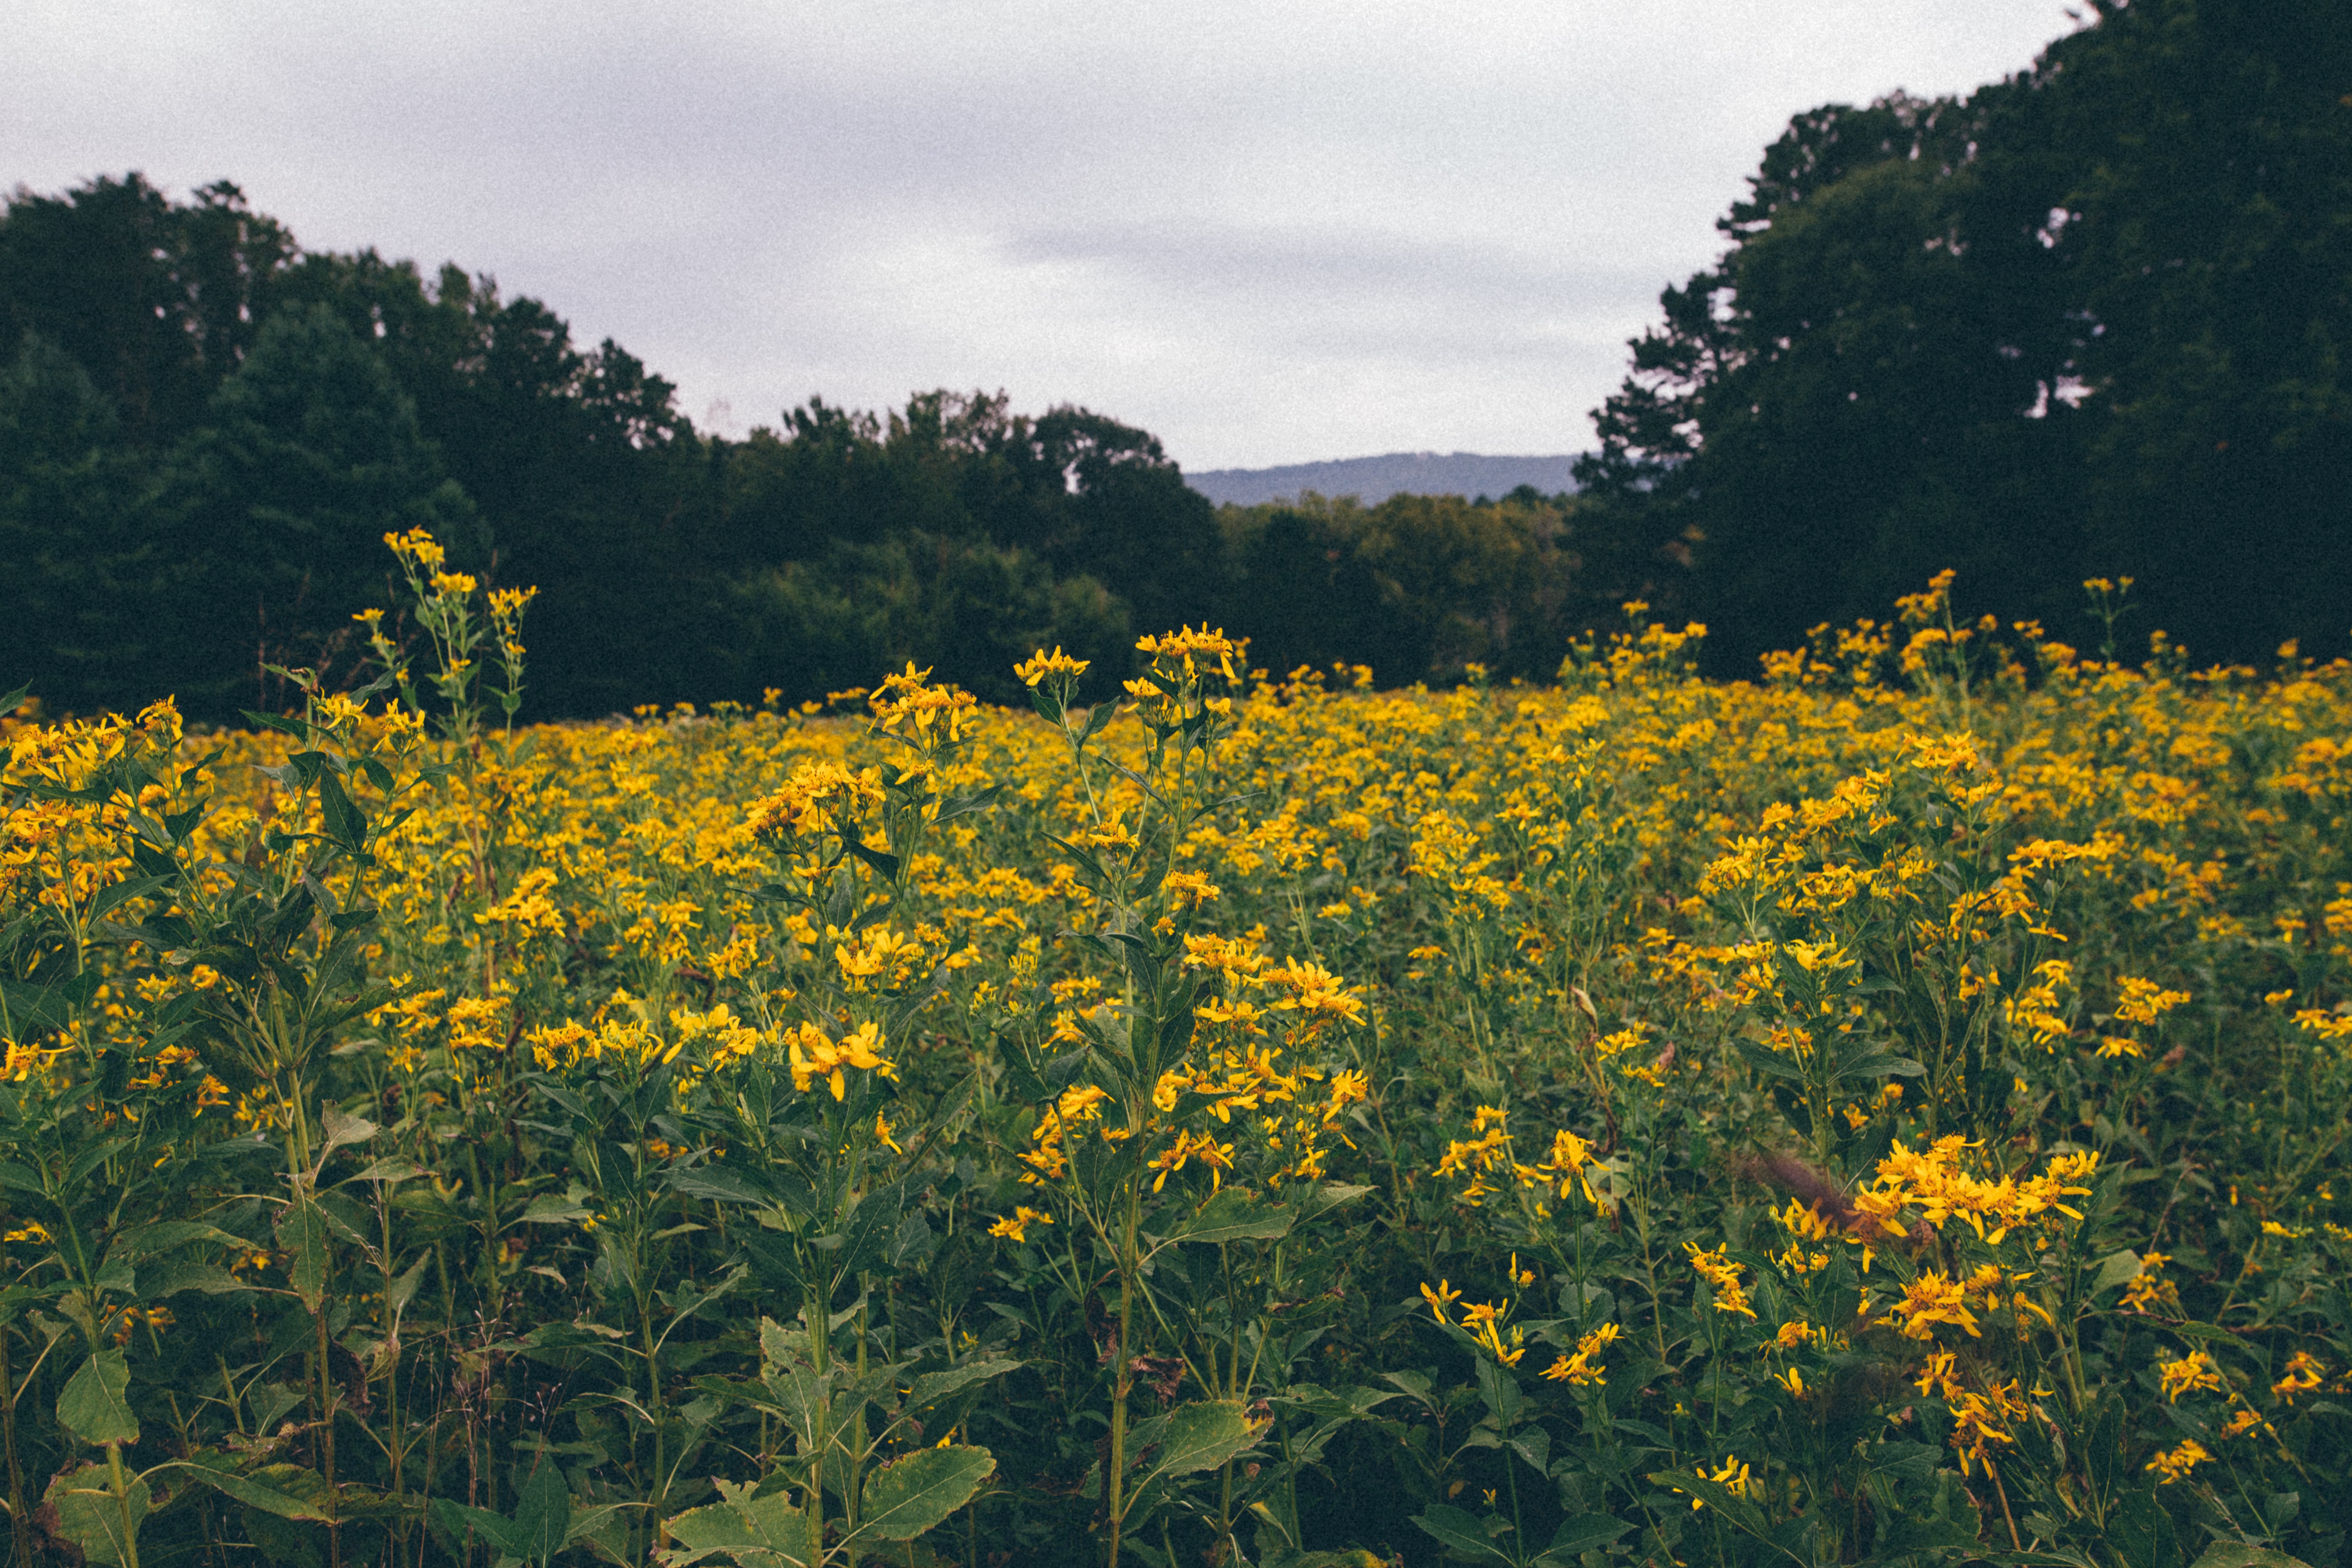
<box><xmin>1686</xmin><ymin>1455</ymin><xmax>1752</xmax><ymax>1510</ymax></box>
<box><xmin>2158</xmin><ymin>1350</ymin><xmax>2225</xmax><ymax>1402</ymax></box>
<box><xmin>1134</xmin><ymin>626</ymin><xmax>1241</xmax><ymax>684</ymax></box>
<box><xmin>1014</xmin><ymin>646</ymin><xmax>1091</xmax><ymax>686</ymax></box>
<box><xmin>787</xmin><ymin>1020</ymin><xmax>895</xmax><ymax>1098</ymax></box>
<box><xmin>2144</xmin><ymin>1440</ymin><xmax>2210</xmax><ymax>1485</ymax></box>
<box><xmin>2219</xmin><ymin>1408</ymin><xmax>2265</xmax><ymax>1439</ymax></box>
<box><xmin>1541</xmin><ymin>1323</ymin><xmax>1621</xmax><ymax>1386</ymax></box>
<box><xmin>1947</xmin><ymin>1381</ymin><xmax>2029</xmax><ymax>1475</ymax></box>
<box><xmin>1876</xmin><ymin>1272</ymin><xmax>1976</xmax><ymax>1339</ymax></box>
<box><xmin>1685</xmin><ymin>1243</ymin><xmax>1756</xmax><ymax>1319</ymax></box>
<box><xmin>1147</xmin><ymin>1130</ymin><xmax>1235</xmax><ymax>1192</ymax></box>
<box><xmin>987</xmin><ymin>1207</ymin><xmax>1053</xmax><ymax>1243</ymax></box>
<box><xmin>2113</xmin><ymin>976</ymin><xmax>2190</xmax><ymax>1026</ymax></box>
<box><xmin>1420</xmin><ymin>1280</ymin><xmax>1463</xmax><ymax>1323</ymax></box>
<box><xmin>2273</xmin><ymin>1351</ymin><xmax>2324</xmax><ymax>1404</ymax></box>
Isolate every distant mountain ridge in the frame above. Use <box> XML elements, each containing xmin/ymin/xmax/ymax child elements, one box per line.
<box><xmin>1185</xmin><ymin>450</ymin><xmax>1584</xmax><ymax>508</ymax></box>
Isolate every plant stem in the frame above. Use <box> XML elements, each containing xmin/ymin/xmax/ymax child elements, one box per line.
<box><xmin>808</xmin><ymin>1284</ymin><xmax>829</xmax><ymax>1568</ymax></box>
<box><xmin>0</xmin><ymin>1328</ymin><xmax>28</xmax><ymax>1568</ymax></box>
<box><xmin>1105</xmin><ymin>1189</ymin><xmax>1138</xmax><ymax>1568</ymax></box>
<box><xmin>105</xmin><ymin>1439</ymin><xmax>141</xmax><ymax>1568</ymax></box>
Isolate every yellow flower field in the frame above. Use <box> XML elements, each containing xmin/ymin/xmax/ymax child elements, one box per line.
<box><xmin>2</xmin><ymin>549</ymin><xmax>2347</xmax><ymax>1568</ymax></box>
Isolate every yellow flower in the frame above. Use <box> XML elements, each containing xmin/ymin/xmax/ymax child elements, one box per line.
<box><xmin>1684</xmin><ymin>1243</ymin><xmax>1757</xmax><ymax>1319</ymax></box>
<box><xmin>1014</xmin><ymin>646</ymin><xmax>1091</xmax><ymax>686</ymax></box>
<box><xmin>787</xmin><ymin>1020</ymin><xmax>895</xmax><ymax>1098</ymax></box>
<box><xmin>2144</xmin><ymin>1439</ymin><xmax>2210</xmax><ymax>1484</ymax></box>
<box><xmin>2158</xmin><ymin>1350</ymin><xmax>2225</xmax><ymax>1402</ymax></box>
<box><xmin>987</xmin><ymin>1207</ymin><xmax>1053</xmax><ymax>1243</ymax></box>
<box><xmin>1541</xmin><ymin>1323</ymin><xmax>1620</xmax><ymax>1386</ymax></box>
<box><xmin>1687</xmin><ymin>1455</ymin><xmax>1751</xmax><ymax>1510</ymax></box>
<box><xmin>2273</xmin><ymin>1351</ymin><xmax>2324</xmax><ymax>1404</ymax></box>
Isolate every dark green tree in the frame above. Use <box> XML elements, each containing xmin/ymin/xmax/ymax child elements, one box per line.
<box><xmin>156</xmin><ymin>304</ymin><xmax>479</xmax><ymax>714</ymax></box>
<box><xmin>0</xmin><ymin>176</ymin><xmax>294</xmax><ymax>447</ymax></box>
<box><xmin>0</xmin><ymin>334</ymin><xmax>159</xmax><ymax>713</ymax></box>
<box><xmin>1996</xmin><ymin>0</ymin><xmax>2352</xmax><ymax>660</ymax></box>
<box><xmin>1580</xmin><ymin>0</ymin><xmax>2352</xmax><ymax>668</ymax></box>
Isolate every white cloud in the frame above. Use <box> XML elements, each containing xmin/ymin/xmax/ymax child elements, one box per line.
<box><xmin>4</xmin><ymin>0</ymin><xmax>2080</xmax><ymax>467</ymax></box>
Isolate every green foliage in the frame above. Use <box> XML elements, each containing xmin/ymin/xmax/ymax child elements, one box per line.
<box><xmin>2</xmin><ymin>550</ymin><xmax>2349</xmax><ymax>1566</ymax></box>
<box><xmin>156</xmin><ymin>303</ymin><xmax>483</xmax><ymax>712</ymax></box>
<box><xmin>1581</xmin><ymin>0</ymin><xmax>2352</xmax><ymax>670</ymax></box>
<box><xmin>721</xmin><ymin>533</ymin><xmax>1132</xmax><ymax>708</ymax></box>
<box><xmin>1215</xmin><ymin>490</ymin><xmax>1589</xmax><ymax>686</ymax></box>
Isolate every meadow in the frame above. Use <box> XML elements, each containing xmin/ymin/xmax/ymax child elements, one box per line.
<box><xmin>2</xmin><ymin>538</ymin><xmax>2347</xmax><ymax>1568</ymax></box>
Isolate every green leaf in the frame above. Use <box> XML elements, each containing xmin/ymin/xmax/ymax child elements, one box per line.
<box><xmin>1544</xmin><ymin>1512</ymin><xmax>1633</xmax><ymax>1556</ymax></box>
<box><xmin>1126</xmin><ymin>1399</ymin><xmax>1257</xmax><ymax>1492</ymax></box>
<box><xmin>316</xmin><ymin>771</ymin><xmax>368</xmax><ymax>853</ymax></box>
<box><xmin>58</xmin><ymin>1349</ymin><xmax>139</xmax><ymax>1446</ymax></box>
<box><xmin>2090</xmin><ymin>1248</ymin><xmax>2143</xmax><ymax>1295</ymax></box>
<box><xmin>432</xmin><ymin>1495</ymin><xmax>529</xmax><ymax>1558</ymax></box>
<box><xmin>757</xmin><ymin>1319</ymin><xmax>827</xmax><ymax>1450</ymax></box>
<box><xmin>280</xmin><ymin>1201</ymin><xmax>330</xmax><ymax>1313</ymax></box>
<box><xmin>169</xmin><ymin>1454</ymin><xmax>336</xmax><ymax>1520</ymax></box>
<box><xmin>342</xmin><ymin>1156</ymin><xmax>426</xmax><ymax>1185</ymax></box>
<box><xmin>935</xmin><ymin>783</ymin><xmax>1007</xmax><ymax>823</ymax></box>
<box><xmin>845</xmin><ymin>836</ymin><xmax>902</xmax><ymax>883</ymax></box>
<box><xmin>851</xmin><ymin>1443</ymin><xmax>996</xmax><ymax>1542</ymax></box>
<box><xmin>664</xmin><ymin>1164</ymin><xmax>777</xmax><ymax>1208</ymax></box>
<box><xmin>319</xmin><ymin>1107</ymin><xmax>379</xmax><ymax>1158</ymax></box>
<box><xmin>241</xmin><ymin>710</ymin><xmax>309</xmax><ymax>739</ymax></box>
<box><xmin>1410</xmin><ymin>1502</ymin><xmax>1514</xmax><ymax>1566</ymax></box>
<box><xmin>834</xmin><ymin>1177</ymin><xmax>909</xmax><ymax>1278</ymax></box>
<box><xmin>512</xmin><ymin>1462</ymin><xmax>572</xmax><ymax>1564</ymax></box>
<box><xmin>1842</xmin><ymin>1051</ymin><xmax>1926</xmax><ymax>1078</ymax></box>
<box><xmin>656</xmin><ymin>1477</ymin><xmax>806</xmax><ymax>1567</ymax></box>
<box><xmin>1170</xmin><ymin>1187</ymin><xmax>1294</xmax><ymax>1245</ymax></box>
<box><xmin>139</xmin><ymin>1262</ymin><xmax>255</xmax><ymax>1297</ymax></box>
<box><xmin>903</xmin><ymin>1357</ymin><xmax>1022</xmax><ymax>1419</ymax></box>
<box><xmin>1731</xmin><ymin>1036</ymin><xmax>1806</xmax><ymax>1082</ymax></box>
<box><xmin>2186</xmin><ymin>1548</ymin><xmax>2314</xmax><ymax>1568</ymax></box>
<box><xmin>42</xmin><ymin>1464</ymin><xmax>149</xmax><ymax>1565</ymax></box>
<box><xmin>1296</xmin><ymin>1182</ymin><xmax>1374</xmax><ymax>1223</ymax></box>
<box><xmin>1077</xmin><ymin>700</ymin><xmax>1119</xmax><ymax>744</ymax></box>
<box><xmin>520</xmin><ymin>1192</ymin><xmax>593</xmax><ymax>1223</ymax></box>
<box><xmin>114</xmin><ymin>1220</ymin><xmax>262</xmax><ymax>1258</ymax></box>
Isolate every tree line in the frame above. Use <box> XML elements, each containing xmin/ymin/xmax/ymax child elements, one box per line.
<box><xmin>5</xmin><ymin>0</ymin><xmax>2345</xmax><ymax>717</ymax></box>
<box><xmin>1577</xmin><ymin>0</ymin><xmax>2352</xmax><ymax>672</ymax></box>
<box><xmin>0</xmin><ymin>177</ymin><xmax>1641</xmax><ymax>719</ymax></box>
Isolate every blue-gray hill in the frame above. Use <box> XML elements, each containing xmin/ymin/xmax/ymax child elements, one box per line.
<box><xmin>1185</xmin><ymin>451</ymin><xmax>1583</xmax><ymax>508</ymax></box>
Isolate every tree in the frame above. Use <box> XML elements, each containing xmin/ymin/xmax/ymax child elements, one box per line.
<box><xmin>1579</xmin><ymin>0</ymin><xmax>2352</xmax><ymax>668</ymax></box>
<box><xmin>1217</xmin><ymin>491</ymin><xmax>1585</xmax><ymax>685</ymax></box>
<box><xmin>0</xmin><ymin>176</ymin><xmax>294</xmax><ymax>448</ymax></box>
<box><xmin>0</xmin><ymin>334</ymin><xmax>158</xmax><ymax>712</ymax></box>
<box><xmin>2000</xmin><ymin>0</ymin><xmax>2352</xmax><ymax>660</ymax></box>
<box><xmin>157</xmin><ymin>304</ymin><xmax>479</xmax><ymax>713</ymax></box>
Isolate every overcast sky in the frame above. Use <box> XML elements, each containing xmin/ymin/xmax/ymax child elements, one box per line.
<box><xmin>7</xmin><ymin>1</ymin><xmax>2081</xmax><ymax>470</ymax></box>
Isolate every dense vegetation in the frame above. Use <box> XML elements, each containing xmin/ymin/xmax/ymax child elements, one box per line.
<box><xmin>0</xmin><ymin>185</ymin><xmax>1612</xmax><ymax>722</ymax></box>
<box><xmin>1577</xmin><ymin>0</ymin><xmax>2352</xmax><ymax>672</ymax></box>
<box><xmin>2</xmin><ymin>551</ymin><xmax>2348</xmax><ymax>1568</ymax></box>
<box><xmin>8</xmin><ymin>0</ymin><xmax>2346</xmax><ymax>720</ymax></box>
